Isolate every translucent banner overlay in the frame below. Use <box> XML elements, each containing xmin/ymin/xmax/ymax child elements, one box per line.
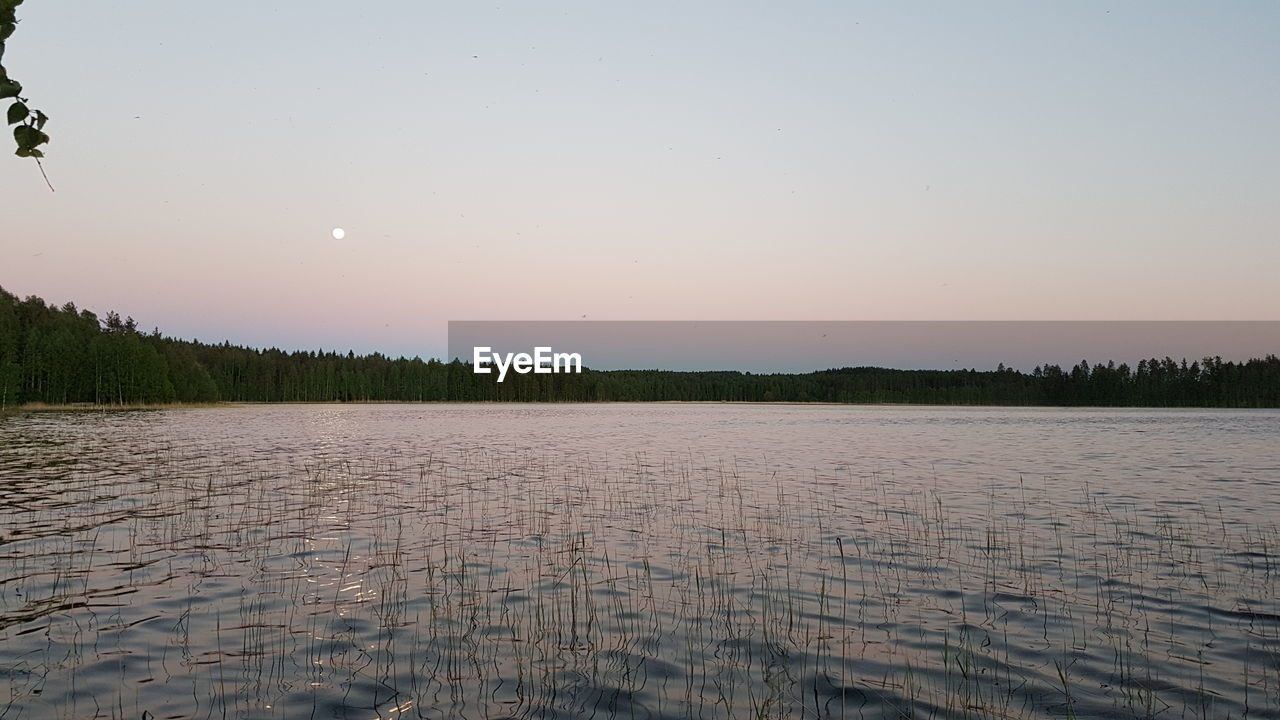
<box><xmin>448</xmin><ymin>321</ymin><xmax>1280</xmax><ymax>374</ymax></box>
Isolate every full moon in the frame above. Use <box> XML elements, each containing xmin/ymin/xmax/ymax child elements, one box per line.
<box><xmin>331</xmin><ymin>227</ymin><xmax>346</xmax><ymax>240</ymax></box>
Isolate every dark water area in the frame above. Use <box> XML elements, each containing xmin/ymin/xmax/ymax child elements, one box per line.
<box><xmin>1</xmin><ymin>404</ymin><xmax>1277</xmax><ymax>719</ymax></box>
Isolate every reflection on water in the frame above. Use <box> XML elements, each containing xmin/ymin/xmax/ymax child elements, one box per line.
<box><xmin>1</xmin><ymin>405</ymin><xmax>1278</xmax><ymax>719</ymax></box>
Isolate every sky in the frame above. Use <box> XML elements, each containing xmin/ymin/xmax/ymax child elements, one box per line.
<box><xmin>3</xmin><ymin>2</ymin><xmax>1278</xmax><ymax>362</ymax></box>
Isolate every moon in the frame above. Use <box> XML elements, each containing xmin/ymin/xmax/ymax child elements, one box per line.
<box><xmin>331</xmin><ymin>227</ymin><xmax>346</xmax><ymax>240</ymax></box>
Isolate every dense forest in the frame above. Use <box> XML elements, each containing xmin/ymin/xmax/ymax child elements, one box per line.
<box><xmin>2</xmin><ymin>286</ymin><xmax>1278</xmax><ymax>408</ymax></box>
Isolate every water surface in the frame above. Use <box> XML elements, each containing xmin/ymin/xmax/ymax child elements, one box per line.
<box><xmin>1</xmin><ymin>404</ymin><xmax>1277</xmax><ymax>718</ymax></box>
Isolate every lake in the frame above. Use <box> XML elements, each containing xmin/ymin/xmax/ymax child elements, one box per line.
<box><xmin>1</xmin><ymin>404</ymin><xmax>1277</xmax><ymax>719</ymax></box>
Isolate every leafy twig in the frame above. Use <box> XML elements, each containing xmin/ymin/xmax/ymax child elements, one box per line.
<box><xmin>2</xmin><ymin>0</ymin><xmax>54</xmax><ymax>190</ymax></box>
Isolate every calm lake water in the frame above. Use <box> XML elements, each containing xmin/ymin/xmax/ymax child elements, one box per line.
<box><xmin>1</xmin><ymin>404</ymin><xmax>1278</xmax><ymax>719</ymax></box>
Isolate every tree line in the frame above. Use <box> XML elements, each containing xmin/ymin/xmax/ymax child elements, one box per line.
<box><xmin>2</xmin><ymin>286</ymin><xmax>1278</xmax><ymax>408</ymax></box>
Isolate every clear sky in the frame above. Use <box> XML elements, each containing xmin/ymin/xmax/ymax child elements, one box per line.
<box><xmin>3</xmin><ymin>2</ymin><xmax>1277</xmax><ymax>361</ymax></box>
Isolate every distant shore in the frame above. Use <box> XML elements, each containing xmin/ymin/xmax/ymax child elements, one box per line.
<box><xmin>7</xmin><ymin>400</ymin><xmax>1280</xmax><ymax>416</ymax></box>
<box><xmin>4</xmin><ymin>401</ymin><xmax>230</xmax><ymax>414</ymax></box>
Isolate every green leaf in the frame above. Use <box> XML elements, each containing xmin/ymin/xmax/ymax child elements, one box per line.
<box><xmin>0</xmin><ymin>77</ymin><xmax>20</xmax><ymax>99</ymax></box>
<box><xmin>6</xmin><ymin>99</ymin><xmax>24</xmax><ymax>124</ymax></box>
<box><xmin>12</xmin><ymin>121</ymin><xmax>35</xmax><ymax>148</ymax></box>
<box><xmin>33</xmin><ymin>109</ymin><xmax>45</xmax><ymax>129</ymax></box>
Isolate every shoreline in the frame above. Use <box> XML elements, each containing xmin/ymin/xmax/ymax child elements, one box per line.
<box><xmin>5</xmin><ymin>400</ymin><xmax>1278</xmax><ymax>413</ymax></box>
<box><xmin>5</xmin><ymin>401</ymin><xmax>231</xmax><ymax>413</ymax></box>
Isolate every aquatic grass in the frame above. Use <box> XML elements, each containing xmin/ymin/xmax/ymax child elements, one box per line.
<box><xmin>0</xmin><ymin>427</ymin><xmax>1278</xmax><ymax>718</ymax></box>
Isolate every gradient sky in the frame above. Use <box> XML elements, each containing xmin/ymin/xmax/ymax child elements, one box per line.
<box><xmin>2</xmin><ymin>2</ymin><xmax>1278</xmax><ymax>360</ymax></box>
